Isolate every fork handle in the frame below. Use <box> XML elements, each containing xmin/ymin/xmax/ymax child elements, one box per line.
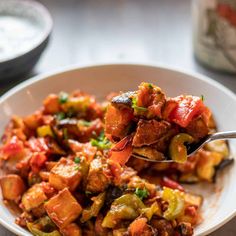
<box><xmin>210</xmin><ymin>131</ymin><xmax>236</xmax><ymax>141</ymax></box>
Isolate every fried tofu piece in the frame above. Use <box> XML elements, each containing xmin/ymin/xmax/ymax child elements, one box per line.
<box><xmin>44</xmin><ymin>188</ymin><xmax>82</xmax><ymax>228</ymax></box>
<box><xmin>60</xmin><ymin>223</ymin><xmax>82</xmax><ymax>236</ymax></box>
<box><xmin>196</xmin><ymin>150</ymin><xmax>223</xmax><ymax>182</ymax></box>
<box><xmin>49</xmin><ymin>158</ymin><xmax>81</xmax><ymax>191</ymax></box>
<box><xmin>0</xmin><ymin>174</ymin><xmax>25</xmax><ymax>202</ymax></box>
<box><xmin>21</xmin><ymin>184</ymin><xmax>47</xmax><ymax>211</ymax></box>
<box><xmin>133</xmin><ymin>120</ymin><xmax>174</xmax><ymax>147</ymax></box>
<box><xmin>86</xmin><ymin>157</ymin><xmax>111</xmax><ymax>193</ymax></box>
<box><xmin>184</xmin><ymin>192</ymin><xmax>203</xmax><ymax>208</ymax></box>
<box><xmin>43</xmin><ymin>94</ymin><xmax>60</xmax><ymax>114</ymax></box>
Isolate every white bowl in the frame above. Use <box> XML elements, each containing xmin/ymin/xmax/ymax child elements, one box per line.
<box><xmin>0</xmin><ymin>64</ymin><xmax>236</xmax><ymax>236</ymax></box>
<box><xmin>0</xmin><ymin>0</ymin><xmax>53</xmax><ymax>79</ymax></box>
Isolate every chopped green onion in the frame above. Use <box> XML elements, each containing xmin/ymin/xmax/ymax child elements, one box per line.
<box><xmin>74</xmin><ymin>156</ymin><xmax>81</xmax><ymax>164</ymax></box>
<box><xmin>90</xmin><ymin>132</ymin><xmax>112</xmax><ymax>150</ymax></box>
<box><xmin>59</xmin><ymin>92</ymin><xmax>68</xmax><ymax>104</ymax></box>
<box><xmin>74</xmin><ymin>166</ymin><xmax>79</xmax><ymax>171</ymax></box>
<box><xmin>201</xmin><ymin>95</ymin><xmax>204</xmax><ymax>102</ymax></box>
<box><xmin>56</xmin><ymin>112</ymin><xmax>66</xmax><ymax>120</ymax></box>
<box><xmin>63</xmin><ymin>128</ymin><xmax>68</xmax><ymax>140</ymax></box>
<box><xmin>135</xmin><ymin>188</ymin><xmax>149</xmax><ymax>200</ymax></box>
<box><xmin>148</xmin><ymin>83</ymin><xmax>153</xmax><ymax>89</ymax></box>
<box><xmin>132</xmin><ymin>97</ymin><xmax>147</xmax><ymax>112</ymax></box>
<box><xmin>79</xmin><ymin>120</ymin><xmax>92</xmax><ymax>127</ymax></box>
<box><xmin>85</xmin><ymin>191</ymin><xmax>92</xmax><ymax>195</ymax></box>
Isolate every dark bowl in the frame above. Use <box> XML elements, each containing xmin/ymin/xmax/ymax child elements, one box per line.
<box><xmin>0</xmin><ymin>0</ymin><xmax>53</xmax><ymax>80</ymax></box>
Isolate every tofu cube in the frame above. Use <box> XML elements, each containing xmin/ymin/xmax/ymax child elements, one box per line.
<box><xmin>49</xmin><ymin>158</ymin><xmax>81</xmax><ymax>191</ymax></box>
<box><xmin>60</xmin><ymin>223</ymin><xmax>82</xmax><ymax>236</ymax></box>
<box><xmin>45</xmin><ymin>188</ymin><xmax>82</xmax><ymax>228</ymax></box>
<box><xmin>21</xmin><ymin>184</ymin><xmax>47</xmax><ymax>211</ymax></box>
<box><xmin>86</xmin><ymin>157</ymin><xmax>111</xmax><ymax>193</ymax></box>
<box><xmin>0</xmin><ymin>174</ymin><xmax>25</xmax><ymax>202</ymax></box>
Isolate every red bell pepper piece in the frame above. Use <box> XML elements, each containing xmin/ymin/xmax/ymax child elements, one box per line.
<box><xmin>109</xmin><ymin>136</ymin><xmax>133</xmax><ymax>166</ymax></box>
<box><xmin>164</xmin><ymin>95</ymin><xmax>209</xmax><ymax>128</ymax></box>
<box><xmin>161</xmin><ymin>176</ymin><xmax>185</xmax><ymax>192</ymax></box>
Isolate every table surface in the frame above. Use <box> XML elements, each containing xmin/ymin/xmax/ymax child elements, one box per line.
<box><xmin>0</xmin><ymin>0</ymin><xmax>236</xmax><ymax>235</ymax></box>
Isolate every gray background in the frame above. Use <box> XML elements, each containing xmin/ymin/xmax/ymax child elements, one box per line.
<box><xmin>0</xmin><ymin>0</ymin><xmax>236</xmax><ymax>235</ymax></box>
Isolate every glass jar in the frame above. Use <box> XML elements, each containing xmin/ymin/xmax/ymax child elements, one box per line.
<box><xmin>193</xmin><ymin>0</ymin><xmax>236</xmax><ymax>73</ymax></box>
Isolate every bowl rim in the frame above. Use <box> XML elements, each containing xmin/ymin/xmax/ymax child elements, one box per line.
<box><xmin>0</xmin><ymin>0</ymin><xmax>53</xmax><ymax>64</ymax></box>
<box><xmin>0</xmin><ymin>62</ymin><xmax>236</xmax><ymax>236</ymax></box>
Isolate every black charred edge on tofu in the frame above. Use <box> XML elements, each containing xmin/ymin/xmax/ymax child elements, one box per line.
<box><xmin>111</xmin><ymin>91</ymin><xmax>136</xmax><ymax>107</ymax></box>
<box><xmin>213</xmin><ymin>158</ymin><xmax>234</xmax><ymax>183</ymax></box>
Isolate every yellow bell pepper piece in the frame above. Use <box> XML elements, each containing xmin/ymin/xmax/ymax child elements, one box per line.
<box><xmin>162</xmin><ymin>187</ymin><xmax>185</xmax><ymax>220</ymax></box>
<box><xmin>37</xmin><ymin>125</ymin><xmax>54</xmax><ymax>137</ymax></box>
<box><xmin>169</xmin><ymin>133</ymin><xmax>193</xmax><ymax>163</ymax></box>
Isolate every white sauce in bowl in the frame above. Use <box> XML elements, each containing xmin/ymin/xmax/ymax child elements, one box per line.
<box><xmin>0</xmin><ymin>15</ymin><xmax>41</xmax><ymax>61</ymax></box>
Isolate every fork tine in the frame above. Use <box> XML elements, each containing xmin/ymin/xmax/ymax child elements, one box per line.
<box><xmin>132</xmin><ymin>153</ymin><xmax>173</xmax><ymax>163</ymax></box>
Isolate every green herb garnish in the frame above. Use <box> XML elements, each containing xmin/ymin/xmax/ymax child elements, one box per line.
<box><xmin>56</xmin><ymin>112</ymin><xmax>66</xmax><ymax>120</ymax></box>
<box><xmin>63</xmin><ymin>128</ymin><xmax>68</xmax><ymax>140</ymax></box>
<box><xmin>148</xmin><ymin>83</ymin><xmax>153</xmax><ymax>89</ymax></box>
<box><xmin>201</xmin><ymin>95</ymin><xmax>204</xmax><ymax>102</ymax></box>
<box><xmin>132</xmin><ymin>97</ymin><xmax>148</xmax><ymax>112</ymax></box>
<box><xmin>90</xmin><ymin>132</ymin><xmax>112</xmax><ymax>150</ymax></box>
<box><xmin>59</xmin><ymin>92</ymin><xmax>68</xmax><ymax>104</ymax></box>
<box><xmin>85</xmin><ymin>191</ymin><xmax>92</xmax><ymax>195</ymax></box>
<box><xmin>135</xmin><ymin>188</ymin><xmax>149</xmax><ymax>200</ymax></box>
<box><xmin>74</xmin><ymin>166</ymin><xmax>79</xmax><ymax>171</ymax></box>
<box><xmin>74</xmin><ymin>156</ymin><xmax>81</xmax><ymax>164</ymax></box>
<box><xmin>79</xmin><ymin>120</ymin><xmax>92</xmax><ymax>127</ymax></box>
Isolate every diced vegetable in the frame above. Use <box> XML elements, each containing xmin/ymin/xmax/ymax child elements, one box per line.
<box><xmin>178</xmin><ymin>205</ymin><xmax>199</xmax><ymax>226</ymax></box>
<box><xmin>37</xmin><ymin>125</ymin><xmax>54</xmax><ymax>138</ymax></box>
<box><xmin>60</xmin><ymin>223</ymin><xmax>82</xmax><ymax>236</ymax></box>
<box><xmin>184</xmin><ymin>193</ymin><xmax>203</xmax><ymax>208</ymax></box>
<box><xmin>164</xmin><ymin>95</ymin><xmax>210</xmax><ymax>128</ymax></box>
<box><xmin>204</xmin><ymin>140</ymin><xmax>229</xmax><ymax>157</ymax></box>
<box><xmin>169</xmin><ymin>133</ymin><xmax>194</xmax><ymax>163</ymax></box>
<box><xmin>90</xmin><ymin>132</ymin><xmax>112</xmax><ymax>150</ymax></box>
<box><xmin>22</xmin><ymin>184</ymin><xmax>47</xmax><ymax>211</ymax></box>
<box><xmin>135</xmin><ymin>187</ymin><xmax>149</xmax><ymax>200</ymax></box>
<box><xmin>0</xmin><ymin>136</ymin><xmax>25</xmax><ymax>160</ymax></box>
<box><xmin>81</xmin><ymin>192</ymin><xmax>106</xmax><ymax>223</ymax></box>
<box><xmin>27</xmin><ymin>137</ymin><xmax>49</xmax><ymax>153</ymax></box>
<box><xmin>58</xmin><ymin>92</ymin><xmax>69</xmax><ymax>104</ymax></box>
<box><xmin>161</xmin><ymin>177</ymin><xmax>185</xmax><ymax>192</ymax></box>
<box><xmin>132</xmin><ymin>96</ymin><xmax>148</xmax><ymax>114</ymax></box>
<box><xmin>135</xmin><ymin>82</ymin><xmax>166</xmax><ymax>118</ymax></box>
<box><xmin>86</xmin><ymin>157</ymin><xmax>111</xmax><ymax>193</ymax></box>
<box><xmin>102</xmin><ymin>194</ymin><xmax>145</xmax><ymax>228</ymax></box>
<box><xmin>49</xmin><ymin>158</ymin><xmax>81</xmax><ymax>191</ymax></box>
<box><xmin>109</xmin><ymin>136</ymin><xmax>133</xmax><ymax>166</ymax></box>
<box><xmin>105</xmin><ymin>105</ymin><xmax>133</xmax><ymax>140</ymax></box>
<box><xmin>0</xmin><ymin>174</ymin><xmax>25</xmax><ymax>202</ymax></box>
<box><xmin>128</xmin><ymin>217</ymin><xmax>151</xmax><ymax>236</ymax></box>
<box><xmin>74</xmin><ymin>156</ymin><xmax>81</xmax><ymax>164</ymax></box>
<box><xmin>27</xmin><ymin>216</ymin><xmax>61</xmax><ymax>236</ymax></box>
<box><xmin>141</xmin><ymin>202</ymin><xmax>162</xmax><ymax>220</ymax></box>
<box><xmin>196</xmin><ymin>150</ymin><xmax>224</xmax><ymax>182</ymax></box>
<box><xmin>162</xmin><ymin>187</ymin><xmax>185</xmax><ymax>220</ymax></box>
<box><xmin>30</xmin><ymin>153</ymin><xmax>47</xmax><ymax>173</ymax></box>
<box><xmin>43</xmin><ymin>94</ymin><xmax>61</xmax><ymax>114</ymax></box>
<box><xmin>44</xmin><ymin>188</ymin><xmax>82</xmax><ymax>228</ymax></box>
<box><xmin>62</xmin><ymin>96</ymin><xmax>91</xmax><ymax>112</ymax></box>
<box><xmin>179</xmin><ymin>173</ymin><xmax>199</xmax><ymax>184</ymax></box>
<box><xmin>177</xmin><ymin>222</ymin><xmax>193</xmax><ymax>236</ymax></box>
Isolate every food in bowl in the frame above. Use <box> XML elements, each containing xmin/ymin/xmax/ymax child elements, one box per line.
<box><xmin>0</xmin><ymin>82</ymin><xmax>232</xmax><ymax>236</ymax></box>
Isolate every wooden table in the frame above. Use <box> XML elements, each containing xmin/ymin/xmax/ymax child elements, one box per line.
<box><xmin>0</xmin><ymin>0</ymin><xmax>235</xmax><ymax>235</ymax></box>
